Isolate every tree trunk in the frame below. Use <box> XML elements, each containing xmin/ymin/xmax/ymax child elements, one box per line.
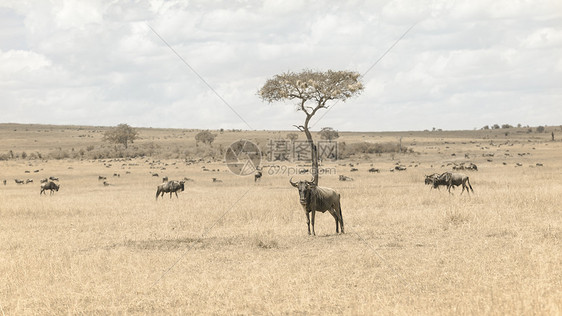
<box><xmin>303</xmin><ymin>115</ymin><xmax>319</xmax><ymax>185</ymax></box>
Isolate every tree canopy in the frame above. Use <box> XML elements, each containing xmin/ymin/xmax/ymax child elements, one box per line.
<box><xmin>195</xmin><ymin>130</ymin><xmax>216</xmax><ymax>145</ymax></box>
<box><xmin>319</xmin><ymin>127</ymin><xmax>339</xmax><ymax>141</ymax></box>
<box><xmin>103</xmin><ymin>123</ymin><xmax>138</xmax><ymax>149</ymax></box>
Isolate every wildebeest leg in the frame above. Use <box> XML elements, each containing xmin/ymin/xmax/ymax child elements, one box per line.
<box><xmin>174</xmin><ymin>191</ymin><xmax>179</xmax><ymax>198</ymax></box>
<box><xmin>169</xmin><ymin>192</ymin><xmax>173</xmax><ymax>199</ymax></box>
<box><xmin>310</xmin><ymin>210</ymin><xmax>316</xmax><ymax>236</ymax></box>
<box><xmin>338</xmin><ymin>201</ymin><xmax>344</xmax><ymax>234</ymax></box>
<box><xmin>156</xmin><ymin>189</ymin><xmax>160</xmax><ymax>200</ymax></box>
<box><xmin>305</xmin><ymin>211</ymin><xmax>311</xmax><ymax>235</ymax></box>
<box><xmin>467</xmin><ymin>178</ymin><xmax>474</xmax><ymax>193</ymax></box>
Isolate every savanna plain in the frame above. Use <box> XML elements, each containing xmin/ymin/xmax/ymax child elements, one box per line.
<box><xmin>0</xmin><ymin>123</ymin><xmax>561</xmax><ymax>315</ymax></box>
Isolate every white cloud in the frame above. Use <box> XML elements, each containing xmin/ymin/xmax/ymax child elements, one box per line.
<box><xmin>0</xmin><ymin>0</ymin><xmax>560</xmax><ymax>131</ymax></box>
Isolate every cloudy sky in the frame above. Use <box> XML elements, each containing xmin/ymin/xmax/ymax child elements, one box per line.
<box><xmin>1</xmin><ymin>0</ymin><xmax>561</xmax><ymax>131</ymax></box>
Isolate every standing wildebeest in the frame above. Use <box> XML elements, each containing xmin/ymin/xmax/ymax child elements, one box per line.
<box><xmin>290</xmin><ymin>177</ymin><xmax>344</xmax><ymax>236</ymax></box>
<box><xmin>40</xmin><ymin>178</ymin><xmax>48</xmax><ymax>183</ymax></box>
<box><xmin>40</xmin><ymin>181</ymin><xmax>60</xmax><ymax>195</ymax></box>
<box><xmin>254</xmin><ymin>170</ymin><xmax>262</xmax><ymax>182</ymax></box>
<box><xmin>156</xmin><ymin>180</ymin><xmax>185</xmax><ymax>200</ymax></box>
<box><xmin>14</xmin><ymin>179</ymin><xmax>24</xmax><ymax>184</ymax></box>
<box><xmin>442</xmin><ymin>172</ymin><xmax>474</xmax><ymax>195</ymax></box>
<box><xmin>49</xmin><ymin>176</ymin><xmax>59</xmax><ymax>181</ymax></box>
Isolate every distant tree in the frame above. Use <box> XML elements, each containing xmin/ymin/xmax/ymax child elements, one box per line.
<box><xmin>501</xmin><ymin>124</ymin><xmax>513</xmax><ymax>129</ymax></box>
<box><xmin>259</xmin><ymin>69</ymin><xmax>363</xmax><ymax>185</ymax></box>
<box><xmin>319</xmin><ymin>127</ymin><xmax>339</xmax><ymax>141</ymax></box>
<box><xmin>482</xmin><ymin>125</ymin><xmax>490</xmax><ymax>130</ymax></box>
<box><xmin>536</xmin><ymin>126</ymin><xmax>545</xmax><ymax>133</ymax></box>
<box><xmin>492</xmin><ymin>124</ymin><xmax>500</xmax><ymax>129</ymax></box>
<box><xmin>103</xmin><ymin>123</ymin><xmax>138</xmax><ymax>149</ymax></box>
<box><xmin>286</xmin><ymin>133</ymin><xmax>299</xmax><ymax>142</ymax></box>
<box><xmin>195</xmin><ymin>130</ymin><xmax>216</xmax><ymax>146</ymax></box>
<box><xmin>517</xmin><ymin>123</ymin><xmax>522</xmax><ymax>128</ymax></box>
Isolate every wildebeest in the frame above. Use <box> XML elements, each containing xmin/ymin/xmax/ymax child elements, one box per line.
<box><xmin>425</xmin><ymin>173</ymin><xmax>448</xmax><ymax>190</ymax></box>
<box><xmin>40</xmin><ymin>178</ymin><xmax>48</xmax><ymax>183</ymax></box>
<box><xmin>338</xmin><ymin>175</ymin><xmax>353</xmax><ymax>181</ymax></box>
<box><xmin>162</xmin><ymin>176</ymin><xmax>169</xmax><ymax>182</ymax></box>
<box><xmin>350</xmin><ymin>168</ymin><xmax>358</xmax><ymax>172</ymax></box>
<box><xmin>442</xmin><ymin>172</ymin><xmax>474</xmax><ymax>195</ymax></box>
<box><xmin>40</xmin><ymin>181</ymin><xmax>60</xmax><ymax>195</ymax></box>
<box><xmin>49</xmin><ymin>176</ymin><xmax>59</xmax><ymax>181</ymax></box>
<box><xmin>290</xmin><ymin>177</ymin><xmax>344</xmax><ymax>236</ymax></box>
<box><xmin>156</xmin><ymin>180</ymin><xmax>185</xmax><ymax>200</ymax></box>
<box><xmin>368</xmin><ymin>168</ymin><xmax>380</xmax><ymax>173</ymax></box>
<box><xmin>25</xmin><ymin>179</ymin><xmax>33</xmax><ymax>184</ymax></box>
<box><xmin>212</xmin><ymin>178</ymin><xmax>223</xmax><ymax>183</ymax></box>
<box><xmin>2</xmin><ymin>179</ymin><xmax>6</xmax><ymax>185</ymax></box>
<box><xmin>98</xmin><ymin>176</ymin><xmax>106</xmax><ymax>181</ymax></box>
<box><xmin>395</xmin><ymin>165</ymin><xmax>407</xmax><ymax>171</ymax></box>
<box><xmin>254</xmin><ymin>170</ymin><xmax>262</xmax><ymax>182</ymax></box>
<box><xmin>14</xmin><ymin>179</ymin><xmax>24</xmax><ymax>184</ymax></box>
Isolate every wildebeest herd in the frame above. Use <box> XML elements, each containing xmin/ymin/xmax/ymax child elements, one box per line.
<box><xmin>2</xmin><ymin>163</ymin><xmax>476</xmax><ymax>236</ymax></box>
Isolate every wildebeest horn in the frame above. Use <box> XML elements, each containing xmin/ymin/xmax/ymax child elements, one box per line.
<box><xmin>289</xmin><ymin>177</ymin><xmax>297</xmax><ymax>187</ymax></box>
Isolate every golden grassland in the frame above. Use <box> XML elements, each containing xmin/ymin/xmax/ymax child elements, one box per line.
<box><xmin>0</xmin><ymin>123</ymin><xmax>561</xmax><ymax>314</ymax></box>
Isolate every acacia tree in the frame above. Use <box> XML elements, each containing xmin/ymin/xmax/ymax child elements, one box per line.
<box><xmin>195</xmin><ymin>130</ymin><xmax>216</xmax><ymax>146</ymax></box>
<box><xmin>259</xmin><ymin>69</ymin><xmax>363</xmax><ymax>184</ymax></box>
<box><xmin>103</xmin><ymin>123</ymin><xmax>138</xmax><ymax>149</ymax></box>
<box><xmin>319</xmin><ymin>127</ymin><xmax>339</xmax><ymax>142</ymax></box>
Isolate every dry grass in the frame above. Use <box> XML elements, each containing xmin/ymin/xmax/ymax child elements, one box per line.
<box><xmin>1</xmin><ymin>124</ymin><xmax>561</xmax><ymax>315</ymax></box>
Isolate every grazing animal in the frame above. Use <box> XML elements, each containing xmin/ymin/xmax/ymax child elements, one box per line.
<box><xmin>254</xmin><ymin>170</ymin><xmax>262</xmax><ymax>182</ymax></box>
<box><xmin>103</xmin><ymin>181</ymin><xmax>110</xmax><ymax>186</ymax></box>
<box><xmin>395</xmin><ymin>166</ymin><xmax>407</xmax><ymax>171</ymax></box>
<box><xmin>350</xmin><ymin>168</ymin><xmax>358</xmax><ymax>172</ymax></box>
<box><xmin>98</xmin><ymin>176</ymin><xmax>106</xmax><ymax>181</ymax></box>
<box><xmin>442</xmin><ymin>172</ymin><xmax>474</xmax><ymax>195</ymax></box>
<box><xmin>40</xmin><ymin>178</ymin><xmax>48</xmax><ymax>183</ymax></box>
<box><xmin>156</xmin><ymin>180</ymin><xmax>185</xmax><ymax>200</ymax></box>
<box><xmin>113</xmin><ymin>173</ymin><xmax>120</xmax><ymax>177</ymax></box>
<box><xmin>368</xmin><ymin>168</ymin><xmax>380</xmax><ymax>173</ymax></box>
<box><xmin>3</xmin><ymin>179</ymin><xmax>6</xmax><ymax>185</ymax></box>
<box><xmin>14</xmin><ymin>179</ymin><xmax>24</xmax><ymax>184</ymax></box>
<box><xmin>40</xmin><ymin>181</ymin><xmax>60</xmax><ymax>195</ymax></box>
<box><xmin>162</xmin><ymin>176</ymin><xmax>168</xmax><ymax>182</ymax></box>
<box><xmin>212</xmin><ymin>178</ymin><xmax>223</xmax><ymax>183</ymax></box>
<box><xmin>338</xmin><ymin>175</ymin><xmax>353</xmax><ymax>181</ymax></box>
<box><xmin>25</xmin><ymin>179</ymin><xmax>33</xmax><ymax>184</ymax></box>
<box><xmin>290</xmin><ymin>177</ymin><xmax>344</xmax><ymax>236</ymax></box>
<box><xmin>152</xmin><ymin>173</ymin><xmax>159</xmax><ymax>177</ymax></box>
<box><xmin>49</xmin><ymin>176</ymin><xmax>59</xmax><ymax>181</ymax></box>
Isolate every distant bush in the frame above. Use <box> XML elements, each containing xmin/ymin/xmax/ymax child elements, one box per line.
<box><xmin>536</xmin><ymin>126</ymin><xmax>545</xmax><ymax>133</ymax></box>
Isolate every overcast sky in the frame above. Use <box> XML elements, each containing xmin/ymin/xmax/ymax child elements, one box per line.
<box><xmin>1</xmin><ymin>0</ymin><xmax>561</xmax><ymax>131</ymax></box>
